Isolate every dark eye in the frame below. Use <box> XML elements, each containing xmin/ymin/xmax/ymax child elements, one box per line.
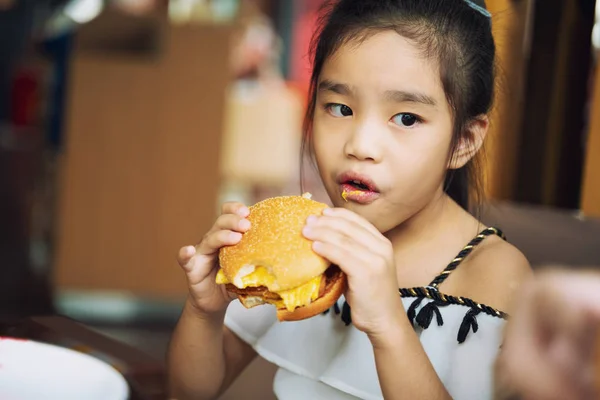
<box><xmin>391</xmin><ymin>113</ymin><xmax>420</xmax><ymax>128</ymax></box>
<box><xmin>327</xmin><ymin>104</ymin><xmax>353</xmax><ymax>117</ymax></box>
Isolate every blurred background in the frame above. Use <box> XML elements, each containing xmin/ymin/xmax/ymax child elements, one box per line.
<box><xmin>0</xmin><ymin>0</ymin><xmax>599</xmax><ymax>398</ymax></box>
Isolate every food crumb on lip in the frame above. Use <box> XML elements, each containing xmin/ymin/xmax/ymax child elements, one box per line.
<box><xmin>341</xmin><ymin>190</ymin><xmax>363</xmax><ymax>202</ymax></box>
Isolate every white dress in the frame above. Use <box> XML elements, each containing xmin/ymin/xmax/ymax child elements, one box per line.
<box><xmin>224</xmin><ymin>227</ymin><xmax>508</xmax><ymax>400</ymax></box>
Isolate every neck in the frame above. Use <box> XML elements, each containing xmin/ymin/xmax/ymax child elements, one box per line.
<box><xmin>384</xmin><ymin>190</ymin><xmax>482</xmax><ymax>280</ymax></box>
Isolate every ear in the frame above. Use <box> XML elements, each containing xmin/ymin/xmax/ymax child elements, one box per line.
<box><xmin>448</xmin><ymin>115</ymin><xmax>489</xmax><ymax>170</ymax></box>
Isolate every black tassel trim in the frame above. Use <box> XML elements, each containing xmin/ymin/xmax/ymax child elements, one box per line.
<box><xmin>399</xmin><ymin>287</ymin><xmax>508</xmax><ymax>320</ymax></box>
<box><xmin>458</xmin><ymin>308</ymin><xmax>481</xmax><ymax>343</ymax></box>
<box><xmin>341</xmin><ymin>301</ymin><xmax>352</xmax><ymax>326</ymax></box>
<box><xmin>407</xmin><ymin>297</ymin><xmax>424</xmax><ymax>324</ymax></box>
<box><xmin>321</xmin><ymin>301</ymin><xmax>342</xmax><ymax>316</ymax></box>
<box><xmin>415</xmin><ymin>300</ymin><xmax>448</xmax><ymax>329</ymax></box>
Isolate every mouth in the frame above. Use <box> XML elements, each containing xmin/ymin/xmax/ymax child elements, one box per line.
<box><xmin>337</xmin><ymin>172</ymin><xmax>379</xmax><ymax>192</ymax></box>
<box><xmin>345</xmin><ymin>180</ymin><xmax>372</xmax><ymax>191</ymax></box>
<box><xmin>337</xmin><ymin>172</ymin><xmax>381</xmax><ymax>204</ymax></box>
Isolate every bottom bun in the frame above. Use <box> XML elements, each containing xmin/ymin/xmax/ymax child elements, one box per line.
<box><xmin>237</xmin><ymin>295</ymin><xmax>268</xmax><ymax>309</ymax></box>
<box><xmin>277</xmin><ymin>271</ymin><xmax>347</xmax><ymax>322</ymax></box>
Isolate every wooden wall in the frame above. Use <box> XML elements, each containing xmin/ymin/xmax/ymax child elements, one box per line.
<box><xmin>582</xmin><ymin>65</ymin><xmax>600</xmax><ymax>218</ymax></box>
<box><xmin>484</xmin><ymin>0</ymin><xmax>533</xmax><ymax>200</ymax></box>
<box><xmin>53</xmin><ymin>12</ymin><xmax>233</xmax><ymax>300</ymax></box>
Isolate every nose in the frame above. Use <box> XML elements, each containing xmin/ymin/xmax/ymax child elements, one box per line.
<box><xmin>344</xmin><ymin>117</ymin><xmax>383</xmax><ymax>163</ymax></box>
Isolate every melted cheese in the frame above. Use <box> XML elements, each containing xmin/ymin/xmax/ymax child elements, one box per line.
<box><xmin>215</xmin><ymin>267</ymin><xmax>322</xmax><ymax>311</ymax></box>
<box><xmin>341</xmin><ymin>190</ymin><xmax>363</xmax><ymax>202</ymax></box>
<box><xmin>215</xmin><ymin>268</ymin><xmax>229</xmax><ymax>284</ymax></box>
<box><xmin>239</xmin><ymin>266</ymin><xmax>277</xmax><ymax>289</ymax></box>
<box><xmin>277</xmin><ymin>275</ymin><xmax>322</xmax><ymax>311</ymax></box>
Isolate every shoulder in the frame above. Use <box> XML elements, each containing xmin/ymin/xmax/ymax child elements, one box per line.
<box><xmin>447</xmin><ymin>234</ymin><xmax>533</xmax><ymax>313</ymax></box>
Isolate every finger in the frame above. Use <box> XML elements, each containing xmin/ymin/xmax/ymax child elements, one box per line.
<box><xmin>311</xmin><ymin>239</ymin><xmax>371</xmax><ymax>277</ymax></box>
<box><xmin>304</xmin><ymin>215</ymin><xmax>384</xmax><ymax>253</ymax></box>
<box><xmin>322</xmin><ymin>207</ymin><xmax>382</xmax><ymax>237</ymax></box>
<box><xmin>499</xmin><ymin>284</ymin><xmax>558</xmax><ymax>398</ymax></box>
<box><xmin>312</xmin><ymin>242</ymin><xmax>363</xmax><ymax>276</ymax></box>
<box><xmin>534</xmin><ymin>274</ymin><xmax>600</xmax><ymax>360</ymax></box>
<box><xmin>502</xmin><ymin>331</ymin><xmax>568</xmax><ymax>400</ymax></box>
<box><xmin>221</xmin><ymin>201</ymin><xmax>249</xmax><ymax>217</ymax></box>
<box><xmin>197</xmin><ymin>230</ymin><xmax>243</xmax><ymax>256</ymax></box>
<box><xmin>177</xmin><ymin>245</ymin><xmax>196</xmax><ymax>271</ymax></box>
<box><xmin>538</xmin><ymin>269</ymin><xmax>600</xmax><ymax>318</ymax></box>
<box><xmin>535</xmin><ymin>283</ymin><xmax>600</xmax><ymax>394</ymax></box>
<box><xmin>502</xmin><ymin>279</ymin><xmax>589</xmax><ymax>400</ymax></box>
<box><xmin>214</xmin><ymin>213</ymin><xmax>251</xmax><ymax>233</ymax></box>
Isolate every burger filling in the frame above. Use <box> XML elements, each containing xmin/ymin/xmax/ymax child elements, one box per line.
<box><xmin>216</xmin><ymin>266</ymin><xmax>340</xmax><ymax>312</ymax></box>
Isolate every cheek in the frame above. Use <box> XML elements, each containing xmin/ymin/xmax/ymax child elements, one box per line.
<box><xmin>312</xmin><ymin>124</ymin><xmax>339</xmax><ymax>168</ymax></box>
<box><xmin>387</xmin><ymin>131</ymin><xmax>452</xmax><ymax>201</ymax></box>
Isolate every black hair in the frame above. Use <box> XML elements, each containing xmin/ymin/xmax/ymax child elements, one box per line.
<box><xmin>300</xmin><ymin>0</ymin><xmax>496</xmax><ymax>212</ymax></box>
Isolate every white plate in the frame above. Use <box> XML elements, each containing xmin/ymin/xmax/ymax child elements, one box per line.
<box><xmin>0</xmin><ymin>337</ymin><xmax>129</xmax><ymax>400</ymax></box>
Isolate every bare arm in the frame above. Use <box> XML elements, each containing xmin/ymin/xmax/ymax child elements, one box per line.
<box><xmin>370</xmin><ymin>319</ymin><xmax>452</xmax><ymax>400</ymax></box>
<box><xmin>168</xmin><ymin>299</ymin><xmax>257</xmax><ymax>400</ymax></box>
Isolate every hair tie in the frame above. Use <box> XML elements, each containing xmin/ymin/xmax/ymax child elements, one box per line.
<box><xmin>464</xmin><ymin>0</ymin><xmax>492</xmax><ymax>18</ymax></box>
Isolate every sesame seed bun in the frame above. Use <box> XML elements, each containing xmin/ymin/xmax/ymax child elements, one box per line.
<box><xmin>217</xmin><ymin>194</ymin><xmax>347</xmax><ymax>321</ymax></box>
<box><xmin>219</xmin><ymin>194</ymin><xmax>330</xmax><ymax>291</ymax></box>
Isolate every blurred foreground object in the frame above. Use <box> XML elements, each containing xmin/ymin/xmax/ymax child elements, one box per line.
<box><xmin>1</xmin><ymin>315</ymin><xmax>166</xmax><ymax>399</ymax></box>
<box><xmin>494</xmin><ymin>269</ymin><xmax>600</xmax><ymax>400</ymax></box>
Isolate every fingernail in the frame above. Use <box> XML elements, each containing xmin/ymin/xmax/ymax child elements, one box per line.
<box><xmin>230</xmin><ymin>232</ymin><xmax>242</xmax><ymax>241</ymax></box>
<box><xmin>323</xmin><ymin>208</ymin><xmax>333</xmax><ymax>215</ymax></box>
<box><xmin>237</xmin><ymin>207</ymin><xmax>249</xmax><ymax>216</ymax></box>
<box><xmin>185</xmin><ymin>246</ymin><xmax>196</xmax><ymax>256</ymax></box>
<box><xmin>306</xmin><ymin>215</ymin><xmax>318</xmax><ymax>225</ymax></box>
<box><xmin>239</xmin><ymin>219</ymin><xmax>251</xmax><ymax>230</ymax></box>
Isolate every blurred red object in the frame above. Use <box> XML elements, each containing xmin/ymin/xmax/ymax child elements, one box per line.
<box><xmin>10</xmin><ymin>67</ymin><xmax>40</xmax><ymax>128</ymax></box>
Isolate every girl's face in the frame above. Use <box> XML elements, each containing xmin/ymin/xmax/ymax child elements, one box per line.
<box><xmin>312</xmin><ymin>31</ymin><xmax>455</xmax><ymax>233</ymax></box>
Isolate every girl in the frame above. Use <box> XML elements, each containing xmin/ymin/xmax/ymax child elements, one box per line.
<box><xmin>168</xmin><ymin>0</ymin><xmax>532</xmax><ymax>399</ymax></box>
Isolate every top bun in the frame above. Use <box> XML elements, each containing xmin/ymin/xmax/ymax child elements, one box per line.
<box><xmin>218</xmin><ymin>194</ymin><xmax>330</xmax><ymax>291</ymax></box>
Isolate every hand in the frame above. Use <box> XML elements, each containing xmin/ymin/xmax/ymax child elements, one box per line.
<box><xmin>302</xmin><ymin>207</ymin><xmax>405</xmax><ymax>340</ymax></box>
<box><xmin>177</xmin><ymin>202</ymin><xmax>251</xmax><ymax>317</ymax></box>
<box><xmin>495</xmin><ymin>268</ymin><xmax>600</xmax><ymax>400</ymax></box>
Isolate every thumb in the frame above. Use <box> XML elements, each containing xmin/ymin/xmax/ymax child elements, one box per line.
<box><xmin>177</xmin><ymin>246</ymin><xmax>196</xmax><ymax>272</ymax></box>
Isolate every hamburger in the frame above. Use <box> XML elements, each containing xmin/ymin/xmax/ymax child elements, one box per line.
<box><xmin>215</xmin><ymin>193</ymin><xmax>347</xmax><ymax>321</ymax></box>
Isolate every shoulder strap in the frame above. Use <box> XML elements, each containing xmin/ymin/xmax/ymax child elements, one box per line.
<box><xmin>428</xmin><ymin>227</ymin><xmax>505</xmax><ymax>289</ymax></box>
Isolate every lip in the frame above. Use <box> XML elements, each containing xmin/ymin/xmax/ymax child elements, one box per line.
<box><xmin>339</xmin><ymin>183</ymin><xmax>381</xmax><ymax>204</ymax></box>
<box><xmin>336</xmin><ymin>171</ymin><xmax>380</xmax><ymax>193</ymax></box>
<box><xmin>336</xmin><ymin>171</ymin><xmax>381</xmax><ymax>205</ymax></box>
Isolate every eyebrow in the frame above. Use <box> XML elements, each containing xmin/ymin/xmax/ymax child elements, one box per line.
<box><xmin>318</xmin><ymin>79</ymin><xmax>354</xmax><ymax>96</ymax></box>
<box><xmin>318</xmin><ymin>79</ymin><xmax>437</xmax><ymax>107</ymax></box>
<box><xmin>384</xmin><ymin>90</ymin><xmax>437</xmax><ymax>107</ymax></box>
